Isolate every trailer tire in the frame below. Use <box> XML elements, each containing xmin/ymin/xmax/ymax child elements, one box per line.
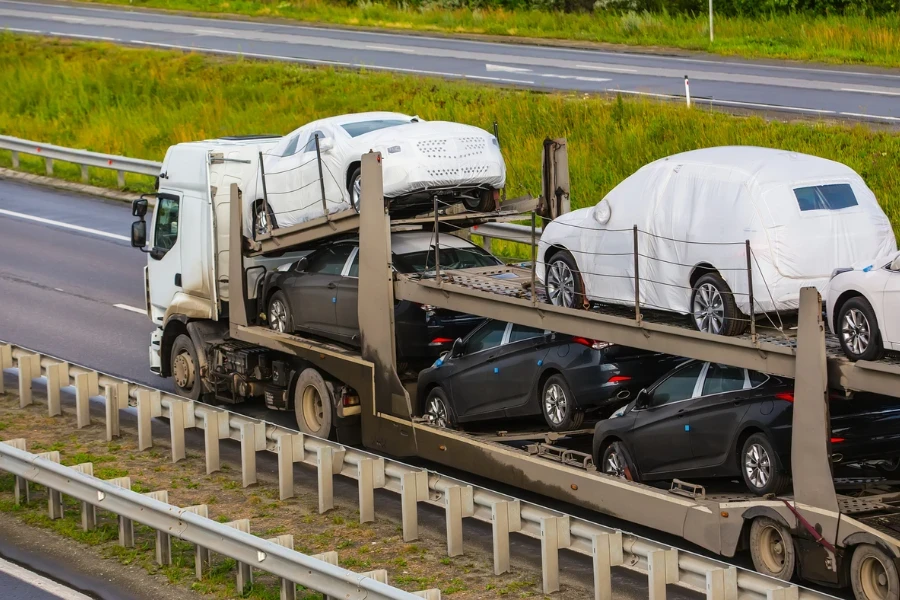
<box><xmin>171</xmin><ymin>334</ymin><xmax>202</xmax><ymax>401</ymax></box>
<box><xmin>294</xmin><ymin>368</ymin><xmax>334</xmax><ymax>439</ymax></box>
<box><xmin>749</xmin><ymin>517</ymin><xmax>796</xmax><ymax>582</ymax></box>
<box><xmin>851</xmin><ymin>544</ymin><xmax>899</xmax><ymax>600</ymax></box>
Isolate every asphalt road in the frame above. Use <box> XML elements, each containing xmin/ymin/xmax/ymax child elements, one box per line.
<box><xmin>4</xmin><ymin>1</ymin><xmax>900</xmax><ymax>124</ymax></box>
<box><xmin>0</xmin><ymin>556</ymin><xmax>93</xmax><ymax>600</ymax></box>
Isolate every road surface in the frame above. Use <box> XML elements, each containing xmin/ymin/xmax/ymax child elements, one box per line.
<box><xmin>3</xmin><ymin>0</ymin><xmax>900</xmax><ymax>123</ymax></box>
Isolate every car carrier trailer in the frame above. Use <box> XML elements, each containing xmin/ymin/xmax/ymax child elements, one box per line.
<box><xmin>133</xmin><ymin>141</ymin><xmax>900</xmax><ymax>600</ymax></box>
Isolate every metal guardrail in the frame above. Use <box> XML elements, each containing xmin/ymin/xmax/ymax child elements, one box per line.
<box><xmin>0</xmin><ymin>135</ymin><xmax>162</xmax><ymax>187</ymax></box>
<box><xmin>0</xmin><ymin>341</ymin><xmax>837</xmax><ymax>600</ymax></box>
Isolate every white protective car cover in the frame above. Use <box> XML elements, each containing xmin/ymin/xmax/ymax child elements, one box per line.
<box><xmin>241</xmin><ymin>112</ymin><xmax>505</xmax><ymax>238</ymax></box>
<box><xmin>538</xmin><ymin>146</ymin><xmax>896</xmax><ymax>315</ymax></box>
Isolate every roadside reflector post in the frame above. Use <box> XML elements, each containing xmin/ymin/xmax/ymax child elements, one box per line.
<box><xmin>144</xmin><ymin>490</ymin><xmax>172</xmax><ymax>565</ymax></box>
<box><xmin>17</xmin><ymin>352</ymin><xmax>40</xmax><ymax>408</ymax></box>
<box><xmin>2</xmin><ymin>439</ymin><xmax>30</xmax><ymax>504</ymax></box>
<box><xmin>46</xmin><ymin>361</ymin><xmax>70</xmax><ymax>417</ymax></box>
<box><xmin>104</xmin><ymin>381</ymin><xmax>128</xmax><ymax>441</ymax></box>
<box><xmin>181</xmin><ymin>504</ymin><xmax>210</xmax><ymax>579</ymax></box>
<box><xmin>75</xmin><ymin>371</ymin><xmax>99</xmax><ymax>429</ymax></box>
<box><xmin>225</xmin><ymin>519</ymin><xmax>253</xmax><ymax>593</ymax></box>
<box><xmin>38</xmin><ymin>451</ymin><xmax>63</xmax><ymax>519</ymax></box>
<box><xmin>444</xmin><ymin>485</ymin><xmax>474</xmax><ymax>557</ymax></box>
<box><xmin>401</xmin><ymin>470</ymin><xmax>428</xmax><ymax>542</ymax></box>
<box><xmin>266</xmin><ymin>534</ymin><xmax>296</xmax><ymax>600</ymax></box>
<box><xmin>45</xmin><ymin>157</ymin><xmax>53</xmax><ymax>176</ymax></box>
<box><xmin>357</xmin><ymin>457</ymin><xmax>385</xmax><ymax>524</ymax></box>
<box><xmin>106</xmin><ymin>477</ymin><xmax>134</xmax><ymax>547</ymax></box>
<box><xmin>275</xmin><ymin>432</ymin><xmax>305</xmax><ymax>500</ymax></box>
<box><xmin>684</xmin><ymin>76</ymin><xmax>691</xmax><ymax>108</ymax></box>
<box><xmin>241</xmin><ymin>422</ymin><xmax>258</xmax><ymax>487</ymax></box>
<box><xmin>491</xmin><ymin>499</ymin><xmax>522</xmax><ymax>575</ymax></box>
<box><xmin>648</xmin><ymin>549</ymin><xmax>668</xmax><ymax>600</ymax></box>
<box><xmin>0</xmin><ymin>344</ymin><xmax>13</xmax><ymax>395</ymax></box>
<box><xmin>71</xmin><ymin>463</ymin><xmax>96</xmax><ymax>530</ymax></box>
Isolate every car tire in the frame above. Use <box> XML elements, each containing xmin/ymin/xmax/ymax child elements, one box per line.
<box><xmin>267</xmin><ymin>291</ymin><xmax>293</xmax><ymax>334</ymax></box>
<box><xmin>545</xmin><ymin>250</ymin><xmax>586</xmax><ymax>309</ymax></box>
<box><xmin>691</xmin><ymin>272</ymin><xmax>747</xmax><ymax>336</ymax></box>
<box><xmin>838</xmin><ymin>297</ymin><xmax>885</xmax><ymax>362</ymax></box>
<box><xmin>252</xmin><ymin>200</ymin><xmax>277</xmax><ymax>240</ymax></box>
<box><xmin>541</xmin><ymin>374</ymin><xmax>584</xmax><ymax>432</ymax></box>
<box><xmin>422</xmin><ymin>387</ymin><xmax>455</xmax><ymax>428</ymax></box>
<box><xmin>293</xmin><ymin>368</ymin><xmax>335</xmax><ymax>439</ymax></box>
<box><xmin>749</xmin><ymin>517</ymin><xmax>796</xmax><ymax>582</ymax></box>
<box><xmin>171</xmin><ymin>334</ymin><xmax>202</xmax><ymax>401</ymax></box>
<box><xmin>599</xmin><ymin>441</ymin><xmax>640</xmax><ymax>482</ymax></box>
<box><xmin>741</xmin><ymin>433</ymin><xmax>790</xmax><ymax>496</ymax></box>
<box><xmin>462</xmin><ymin>188</ymin><xmax>496</xmax><ymax>213</ymax></box>
<box><xmin>348</xmin><ymin>167</ymin><xmax>362</xmax><ymax>213</ymax></box>
<box><xmin>851</xmin><ymin>544</ymin><xmax>900</xmax><ymax>600</ymax></box>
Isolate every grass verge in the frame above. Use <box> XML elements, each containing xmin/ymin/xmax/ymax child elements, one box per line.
<box><xmin>1</xmin><ymin>35</ymin><xmax>899</xmax><ymax>246</ymax></box>
<box><xmin>82</xmin><ymin>0</ymin><xmax>900</xmax><ymax>68</ymax></box>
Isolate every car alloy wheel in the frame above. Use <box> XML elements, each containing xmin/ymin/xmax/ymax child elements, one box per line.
<box><xmin>693</xmin><ymin>282</ymin><xmax>725</xmax><ymax>334</ymax></box>
<box><xmin>269</xmin><ymin>298</ymin><xmax>289</xmax><ymax>333</ymax></box>
<box><xmin>544</xmin><ymin>382</ymin><xmax>568</xmax><ymax>427</ymax></box>
<box><xmin>604</xmin><ymin>448</ymin><xmax>626</xmax><ymax>478</ymax></box>
<box><xmin>255</xmin><ymin>204</ymin><xmax>269</xmax><ymax>237</ymax></box>
<box><xmin>842</xmin><ymin>308</ymin><xmax>872</xmax><ymax>357</ymax></box>
<box><xmin>351</xmin><ymin>174</ymin><xmax>362</xmax><ymax>213</ymax></box>
<box><xmin>425</xmin><ymin>396</ymin><xmax>450</xmax><ymax>428</ymax></box>
<box><xmin>546</xmin><ymin>260</ymin><xmax>576</xmax><ymax>307</ymax></box>
<box><xmin>745</xmin><ymin>442</ymin><xmax>772</xmax><ymax>491</ymax></box>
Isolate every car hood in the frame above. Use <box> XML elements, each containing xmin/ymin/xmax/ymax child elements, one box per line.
<box><xmin>352</xmin><ymin>120</ymin><xmax>496</xmax><ymax>146</ymax></box>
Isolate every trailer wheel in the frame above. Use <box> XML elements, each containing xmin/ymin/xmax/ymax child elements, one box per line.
<box><xmin>851</xmin><ymin>544</ymin><xmax>899</xmax><ymax>600</ymax></box>
<box><xmin>171</xmin><ymin>334</ymin><xmax>202</xmax><ymax>401</ymax></box>
<box><xmin>749</xmin><ymin>517</ymin><xmax>795</xmax><ymax>582</ymax></box>
<box><xmin>293</xmin><ymin>368</ymin><xmax>334</xmax><ymax>439</ymax></box>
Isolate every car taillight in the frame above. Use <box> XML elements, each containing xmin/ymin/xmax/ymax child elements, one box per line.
<box><xmin>609</xmin><ymin>376</ymin><xmax>631</xmax><ymax>383</ymax></box>
<box><xmin>775</xmin><ymin>392</ymin><xmax>794</xmax><ymax>403</ymax></box>
<box><xmin>572</xmin><ymin>337</ymin><xmax>610</xmax><ymax>351</ymax></box>
<box><xmin>430</xmin><ymin>337</ymin><xmax>454</xmax><ymax>346</ymax></box>
<box><xmin>830</xmin><ymin>437</ymin><xmax>845</xmax><ymax>444</ymax></box>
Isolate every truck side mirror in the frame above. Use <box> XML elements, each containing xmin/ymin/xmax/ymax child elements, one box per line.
<box><xmin>131</xmin><ymin>220</ymin><xmax>147</xmax><ymax>249</ymax></box>
<box><xmin>132</xmin><ymin>197</ymin><xmax>149</xmax><ymax>218</ymax></box>
<box><xmin>450</xmin><ymin>337</ymin><xmax>464</xmax><ymax>358</ymax></box>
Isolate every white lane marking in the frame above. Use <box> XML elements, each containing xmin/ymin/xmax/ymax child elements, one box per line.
<box><xmin>466</xmin><ymin>74</ymin><xmax>535</xmax><ymax>84</ymax></box>
<box><xmin>114</xmin><ymin>303</ymin><xmax>147</xmax><ymax>315</ymax></box>
<box><xmin>48</xmin><ymin>31</ymin><xmax>119</xmax><ymax>41</ymax></box>
<box><xmin>840</xmin><ymin>111</ymin><xmax>900</xmax><ymax>121</ymax></box>
<box><xmin>367</xmin><ymin>44</ymin><xmax>417</xmax><ymax>54</ymax></box>
<box><xmin>840</xmin><ymin>87</ymin><xmax>900</xmax><ymax>97</ymax></box>
<box><xmin>710</xmin><ymin>98</ymin><xmax>835</xmax><ymax>114</ymax></box>
<box><xmin>0</xmin><ymin>208</ymin><xmax>130</xmax><ymax>242</ymax></box>
<box><xmin>542</xmin><ymin>73</ymin><xmax>610</xmax><ymax>82</ymax></box>
<box><xmin>607</xmin><ymin>88</ymin><xmax>677</xmax><ymax>99</ymax></box>
<box><xmin>576</xmin><ymin>64</ymin><xmax>638</xmax><ymax>73</ymax></box>
<box><xmin>0</xmin><ymin>556</ymin><xmax>93</xmax><ymax>600</ymax></box>
<box><xmin>4</xmin><ymin>26</ymin><xmax>42</xmax><ymax>33</ymax></box>
<box><xmin>486</xmin><ymin>63</ymin><xmax>532</xmax><ymax>73</ymax></box>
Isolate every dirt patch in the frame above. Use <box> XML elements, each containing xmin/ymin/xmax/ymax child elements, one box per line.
<box><xmin>0</xmin><ymin>391</ymin><xmax>598</xmax><ymax>599</ymax></box>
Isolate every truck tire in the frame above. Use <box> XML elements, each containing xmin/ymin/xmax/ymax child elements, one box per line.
<box><xmin>171</xmin><ymin>334</ymin><xmax>202</xmax><ymax>401</ymax></box>
<box><xmin>851</xmin><ymin>544</ymin><xmax>899</xmax><ymax>600</ymax></box>
<box><xmin>749</xmin><ymin>517</ymin><xmax>796</xmax><ymax>582</ymax></box>
<box><xmin>293</xmin><ymin>368</ymin><xmax>335</xmax><ymax>439</ymax></box>
<box><xmin>690</xmin><ymin>272</ymin><xmax>747</xmax><ymax>336</ymax></box>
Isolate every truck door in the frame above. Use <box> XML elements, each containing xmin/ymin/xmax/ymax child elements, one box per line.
<box><xmin>148</xmin><ymin>193</ymin><xmax>183</xmax><ymax>321</ymax></box>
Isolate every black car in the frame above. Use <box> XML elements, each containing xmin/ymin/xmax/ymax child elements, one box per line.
<box><xmin>416</xmin><ymin>318</ymin><xmax>682</xmax><ymax>431</ymax></box>
<box><xmin>260</xmin><ymin>231</ymin><xmax>502</xmax><ymax>371</ymax></box>
<box><xmin>593</xmin><ymin>359</ymin><xmax>900</xmax><ymax>495</ymax></box>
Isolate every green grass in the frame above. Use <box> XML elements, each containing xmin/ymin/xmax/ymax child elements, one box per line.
<box><xmin>1</xmin><ymin>35</ymin><xmax>899</xmax><ymax>246</ymax></box>
<box><xmin>83</xmin><ymin>0</ymin><xmax>900</xmax><ymax>68</ymax></box>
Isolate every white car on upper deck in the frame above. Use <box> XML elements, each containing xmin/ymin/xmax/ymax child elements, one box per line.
<box><xmin>243</xmin><ymin>111</ymin><xmax>506</xmax><ymax>239</ymax></box>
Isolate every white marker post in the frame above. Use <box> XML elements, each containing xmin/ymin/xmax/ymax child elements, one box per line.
<box><xmin>684</xmin><ymin>75</ymin><xmax>691</xmax><ymax>108</ymax></box>
<box><xmin>709</xmin><ymin>0</ymin><xmax>714</xmax><ymax>42</ymax></box>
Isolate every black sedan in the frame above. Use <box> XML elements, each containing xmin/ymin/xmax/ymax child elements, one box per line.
<box><xmin>593</xmin><ymin>359</ymin><xmax>900</xmax><ymax>495</ymax></box>
<box><xmin>416</xmin><ymin>318</ymin><xmax>682</xmax><ymax>431</ymax></box>
<box><xmin>260</xmin><ymin>231</ymin><xmax>502</xmax><ymax>371</ymax></box>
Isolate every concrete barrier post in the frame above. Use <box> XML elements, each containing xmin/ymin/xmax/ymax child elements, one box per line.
<box><xmin>75</xmin><ymin>371</ymin><xmax>99</xmax><ymax>429</ymax></box>
<box><xmin>46</xmin><ymin>362</ymin><xmax>69</xmax><ymax>417</ymax></box>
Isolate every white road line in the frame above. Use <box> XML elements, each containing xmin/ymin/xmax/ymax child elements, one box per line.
<box><xmin>367</xmin><ymin>44</ymin><xmax>417</xmax><ymax>54</ymax></box>
<box><xmin>607</xmin><ymin>88</ymin><xmax>677</xmax><ymax>99</ymax></box>
<box><xmin>0</xmin><ymin>556</ymin><xmax>93</xmax><ymax>600</ymax></box>
<box><xmin>710</xmin><ymin>98</ymin><xmax>835</xmax><ymax>114</ymax></box>
<box><xmin>840</xmin><ymin>87</ymin><xmax>900</xmax><ymax>97</ymax></box>
<box><xmin>4</xmin><ymin>26</ymin><xmax>42</xmax><ymax>33</ymax></box>
<box><xmin>48</xmin><ymin>31</ymin><xmax>120</xmax><ymax>42</ymax></box>
<box><xmin>576</xmin><ymin>64</ymin><xmax>638</xmax><ymax>74</ymax></box>
<box><xmin>541</xmin><ymin>73</ymin><xmax>610</xmax><ymax>82</ymax></box>
<box><xmin>486</xmin><ymin>63</ymin><xmax>533</xmax><ymax>73</ymax></box>
<box><xmin>839</xmin><ymin>111</ymin><xmax>900</xmax><ymax>122</ymax></box>
<box><xmin>466</xmin><ymin>74</ymin><xmax>535</xmax><ymax>84</ymax></box>
<box><xmin>0</xmin><ymin>208</ymin><xmax>130</xmax><ymax>242</ymax></box>
<box><xmin>114</xmin><ymin>303</ymin><xmax>147</xmax><ymax>315</ymax></box>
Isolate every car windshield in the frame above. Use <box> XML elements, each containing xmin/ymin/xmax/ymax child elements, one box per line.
<box><xmin>340</xmin><ymin>119</ymin><xmax>411</xmax><ymax>138</ymax></box>
<box><xmin>393</xmin><ymin>245</ymin><xmax>502</xmax><ymax>274</ymax></box>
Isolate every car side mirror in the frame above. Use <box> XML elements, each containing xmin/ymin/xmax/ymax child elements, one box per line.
<box><xmin>450</xmin><ymin>337</ymin><xmax>464</xmax><ymax>358</ymax></box>
<box><xmin>132</xmin><ymin>197</ymin><xmax>149</xmax><ymax>218</ymax></box>
<box><xmin>318</xmin><ymin>137</ymin><xmax>334</xmax><ymax>153</ymax></box>
<box><xmin>891</xmin><ymin>256</ymin><xmax>900</xmax><ymax>272</ymax></box>
<box><xmin>634</xmin><ymin>389</ymin><xmax>649</xmax><ymax>407</ymax></box>
<box><xmin>131</xmin><ymin>220</ymin><xmax>147</xmax><ymax>249</ymax></box>
<box><xmin>295</xmin><ymin>256</ymin><xmax>309</xmax><ymax>272</ymax></box>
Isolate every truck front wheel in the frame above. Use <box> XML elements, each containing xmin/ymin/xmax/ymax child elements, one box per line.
<box><xmin>294</xmin><ymin>368</ymin><xmax>335</xmax><ymax>439</ymax></box>
<box><xmin>171</xmin><ymin>334</ymin><xmax>202</xmax><ymax>400</ymax></box>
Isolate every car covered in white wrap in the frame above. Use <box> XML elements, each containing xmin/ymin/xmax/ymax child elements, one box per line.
<box><xmin>537</xmin><ymin>146</ymin><xmax>897</xmax><ymax>336</ymax></box>
<box><xmin>242</xmin><ymin>112</ymin><xmax>506</xmax><ymax>239</ymax></box>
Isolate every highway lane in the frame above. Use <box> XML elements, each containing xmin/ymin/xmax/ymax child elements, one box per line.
<box><xmin>3</xmin><ymin>0</ymin><xmax>900</xmax><ymax>123</ymax></box>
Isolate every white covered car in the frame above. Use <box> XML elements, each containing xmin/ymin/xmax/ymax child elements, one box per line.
<box><xmin>537</xmin><ymin>146</ymin><xmax>897</xmax><ymax>336</ymax></box>
<box><xmin>242</xmin><ymin>112</ymin><xmax>506</xmax><ymax>239</ymax></box>
<box><xmin>825</xmin><ymin>251</ymin><xmax>900</xmax><ymax>361</ymax></box>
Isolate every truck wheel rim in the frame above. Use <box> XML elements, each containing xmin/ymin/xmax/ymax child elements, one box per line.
<box><xmin>544</xmin><ymin>383</ymin><xmax>567</xmax><ymax>425</ymax></box>
<box><xmin>547</xmin><ymin>261</ymin><xmax>575</xmax><ymax>307</ymax></box>
<box><xmin>301</xmin><ymin>385</ymin><xmax>324</xmax><ymax>432</ymax></box>
<box><xmin>173</xmin><ymin>351</ymin><xmax>195</xmax><ymax>391</ymax></box>
<box><xmin>269</xmin><ymin>300</ymin><xmax>288</xmax><ymax>333</ymax></box>
<box><xmin>426</xmin><ymin>396</ymin><xmax>448</xmax><ymax>428</ymax></box>
<box><xmin>860</xmin><ymin>555</ymin><xmax>890</xmax><ymax>600</ymax></box>
<box><xmin>604</xmin><ymin>450</ymin><xmax>625</xmax><ymax>478</ymax></box>
<box><xmin>693</xmin><ymin>283</ymin><xmax>725</xmax><ymax>334</ymax></box>
<box><xmin>745</xmin><ymin>443</ymin><xmax>771</xmax><ymax>490</ymax></box>
<box><xmin>842</xmin><ymin>308</ymin><xmax>870</xmax><ymax>356</ymax></box>
<box><xmin>351</xmin><ymin>176</ymin><xmax>362</xmax><ymax>212</ymax></box>
<box><xmin>758</xmin><ymin>524</ymin><xmax>787</xmax><ymax>574</ymax></box>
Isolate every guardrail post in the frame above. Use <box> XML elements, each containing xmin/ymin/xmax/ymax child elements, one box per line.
<box><xmin>107</xmin><ymin>477</ymin><xmax>134</xmax><ymax>546</ymax></box>
<box><xmin>357</xmin><ymin>457</ymin><xmax>385</xmax><ymax>524</ymax></box>
<box><xmin>2</xmin><ymin>439</ymin><xmax>30</xmax><ymax>504</ymax></box>
<box><xmin>241</xmin><ymin>422</ymin><xmax>258</xmax><ymax>487</ymax></box>
<box><xmin>707</xmin><ymin>568</ymin><xmax>725</xmax><ymax>600</ymax></box>
<box><xmin>591</xmin><ymin>531</ymin><xmax>623</xmax><ymax>600</ymax></box>
<box><xmin>201</xmin><ymin>410</ymin><xmax>222</xmax><ymax>474</ymax></box>
<box><xmin>0</xmin><ymin>344</ymin><xmax>13</xmax><ymax>395</ymax></box>
<box><xmin>540</xmin><ymin>517</ymin><xmax>560</xmax><ymax>594</ymax></box>
<box><xmin>136</xmin><ymin>389</ymin><xmax>160</xmax><ymax>451</ymax></box>
<box><xmin>75</xmin><ymin>371</ymin><xmax>99</xmax><ymax>429</ymax></box>
<box><xmin>45</xmin><ymin>157</ymin><xmax>53</xmax><ymax>176</ymax></box>
<box><xmin>80</xmin><ymin>164</ymin><xmax>89</xmax><ymax>183</ymax></box>
<box><xmin>413</xmin><ymin>591</ymin><xmax>442</xmax><ymax>600</ymax></box>
<box><xmin>165</xmin><ymin>397</ymin><xmax>187</xmax><ymax>463</ymax></box>
<box><xmin>11</xmin><ymin>150</ymin><xmax>19</xmax><ymax>168</ymax></box>
<box><xmin>71</xmin><ymin>464</ymin><xmax>96</xmax><ymax>530</ymax></box>
<box><xmin>46</xmin><ymin>362</ymin><xmax>69</xmax><ymax>417</ymax></box>
<box><xmin>17</xmin><ymin>352</ymin><xmax>40</xmax><ymax>408</ymax></box>
<box><xmin>275</xmin><ymin>432</ymin><xmax>304</xmax><ymax>500</ymax></box>
<box><xmin>444</xmin><ymin>485</ymin><xmax>474</xmax><ymax>557</ymax></box>
<box><xmin>724</xmin><ymin>566</ymin><xmax>738</xmax><ymax>600</ymax></box>
<box><xmin>104</xmin><ymin>382</ymin><xmax>127</xmax><ymax>441</ymax></box>
<box><xmin>224</xmin><ymin>519</ymin><xmax>253</xmax><ymax>593</ymax></box>
<box><xmin>117</xmin><ymin>170</ymin><xmax>125</xmax><ymax>188</ymax></box>
<box><xmin>266</xmin><ymin>534</ymin><xmax>296</xmax><ymax>600</ymax></box>
<box><xmin>648</xmin><ymin>550</ymin><xmax>668</xmax><ymax>600</ymax></box>
<box><xmin>490</xmin><ymin>499</ymin><xmax>522</xmax><ymax>575</ymax></box>
<box><xmin>37</xmin><ymin>451</ymin><xmax>63</xmax><ymax>519</ymax></box>
<box><xmin>311</xmin><ymin>551</ymin><xmax>339</xmax><ymax>600</ymax></box>
<box><xmin>316</xmin><ymin>446</ymin><xmax>337</xmax><ymax>514</ymax></box>
<box><xmin>767</xmin><ymin>586</ymin><xmax>800</xmax><ymax>600</ymax></box>
<box><xmin>401</xmin><ymin>470</ymin><xmax>428</xmax><ymax>542</ymax></box>
<box><xmin>142</xmin><ymin>491</ymin><xmax>172</xmax><ymax>564</ymax></box>
<box><xmin>181</xmin><ymin>504</ymin><xmax>210</xmax><ymax>579</ymax></box>
<box><xmin>360</xmin><ymin>569</ymin><xmax>389</xmax><ymax>584</ymax></box>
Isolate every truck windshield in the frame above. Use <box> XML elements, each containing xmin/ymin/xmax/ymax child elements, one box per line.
<box><xmin>393</xmin><ymin>246</ymin><xmax>502</xmax><ymax>273</ymax></box>
<box><xmin>341</xmin><ymin>119</ymin><xmax>411</xmax><ymax>138</ymax></box>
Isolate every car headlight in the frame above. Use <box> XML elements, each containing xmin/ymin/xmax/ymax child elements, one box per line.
<box><xmin>610</xmin><ymin>405</ymin><xmax>627</xmax><ymax>419</ymax></box>
<box><xmin>830</xmin><ymin>267</ymin><xmax>852</xmax><ymax>280</ymax></box>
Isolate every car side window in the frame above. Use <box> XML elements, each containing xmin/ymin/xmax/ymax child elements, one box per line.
<box><xmin>701</xmin><ymin>363</ymin><xmax>746</xmax><ymax>396</ymax></box>
<box><xmin>154</xmin><ymin>196</ymin><xmax>179</xmax><ymax>252</ymax></box>
<box><xmin>648</xmin><ymin>361</ymin><xmax>705</xmax><ymax>408</ymax></box>
<box><xmin>509</xmin><ymin>324</ymin><xmax>543</xmax><ymax>343</ymax></box>
<box><xmin>748</xmin><ymin>370</ymin><xmax>768</xmax><ymax>388</ymax></box>
<box><xmin>347</xmin><ymin>248</ymin><xmax>359</xmax><ymax>278</ymax></box>
<box><xmin>303</xmin><ymin>130</ymin><xmax>326</xmax><ymax>153</ymax></box>
<box><xmin>281</xmin><ymin>135</ymin><xmax>300</xmax><ymax>157</ymax></box>
<box><xmin>306</xmin><ymin>244</ymin><xmax>355</xmax><ymax>276</ymax></box>
<box><xmin>465</xmin><ymin>321</ymin><xmax>507</xmax><ymax>354</ymax></box>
